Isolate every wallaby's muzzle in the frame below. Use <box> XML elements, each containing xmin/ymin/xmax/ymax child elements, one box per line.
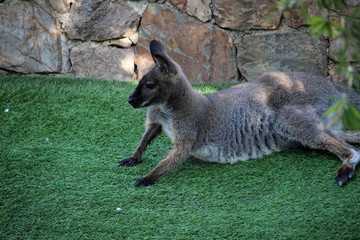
<box><xmin>127</xmin><ymin>96</ymin><xmax>136</xmax><ymax>107</ymax></box>
<box><xmin>128</xmin><ymin>87</ymin><xmax>148</xmax><ymax>108</ymax></box>
<box><xmin>127</xmin><ymin>94</ymin><xmax>140</xmax><ymax>108</ymax></box>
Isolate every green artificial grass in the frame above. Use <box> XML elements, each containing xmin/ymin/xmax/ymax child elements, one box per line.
<box><xmin>1</xmin><ymin>75</ymin><xmax>359</xmax><ymax>239</ymax></box>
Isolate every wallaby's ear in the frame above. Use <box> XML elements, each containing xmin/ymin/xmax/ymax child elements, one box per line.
<box><xmin>149</xmin><ymin>40</ymin><xmax>177</xmax><ymax>76</ymax></box>
<box><xmin>150</xmin><ymin>40</ymin><xmax>165</xmax><ymax>56</ymax></box>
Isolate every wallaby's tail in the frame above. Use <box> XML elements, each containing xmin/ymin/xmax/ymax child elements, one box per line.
<box><xmin>348</xmin><ymin>90</ymin><xmax>360</xmax><ymax>111</ymax></box>
<box><xmin>335</xmin><ymin>83</ymin><xmax>360</xmax><ymax>111</ymax></box>
<box><xmin>333</xmin><ymin>130</ymin><xmax>360</xmax><ymax>144</ymax></box>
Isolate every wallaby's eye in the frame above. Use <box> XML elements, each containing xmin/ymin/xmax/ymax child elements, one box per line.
<box><xmin>145</xmin><ymin>83</ymin><xmax>156</xmax><ymax>90</ymax></box>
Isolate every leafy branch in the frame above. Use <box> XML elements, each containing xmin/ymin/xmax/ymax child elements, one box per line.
<box><xmin>278</xmin><ymin>0</ymin><xmax>360</xmax><ymax>130</ymax></box>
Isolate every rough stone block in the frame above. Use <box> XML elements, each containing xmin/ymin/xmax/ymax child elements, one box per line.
<box><xmin>70</xmin><ymin>42</ymin><xmax>134</xmax><ymax>81</ymax></box>
<box><xmin>286</xmin><ymin>1</ymin><xmax>323</xmax><ymax>28</ymax></box>
<box><xmin>0</xmin><ymin>1</ymin><xmax>69</xmax><ymax>74</ymax></box>
<box><xmin>66</xmin><ymin>0</ymin><xmax>143</xmax><ymax>41</ymax></box>
<box><xmin>168</xmin><ymin>0</ymin><xmax>212</xmax><ymax>22</ymax></box>
<box><xmin>236</xmin><ymin>32</ymin><xmax>327</xmax><ymax>81</ymax></box>
<box><xmin>136</xmin><ymin>4</ymin><xmax>234</xmax><ymax>83</ymax></box>
<box><xmin>212</xmin><ymin>0</ymin><xmax>281</xmax><ymax>31</ymax></box>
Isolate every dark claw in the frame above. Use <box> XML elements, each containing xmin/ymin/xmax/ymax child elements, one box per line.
<box><xmin>134</xmin><ymin>177</ymin><xmax>154</xmax><ymax>187</ymax></box>
<box><xmin>335</xmin><ymin>175</ymin><xmax>346</xmax><ymax>187</ymax></box>
<box><xmin>335</xmin><ymin>165</ymin><xmax>354</xmax><ymax>187</ymax></box>
<box><xmin>118</xmin><ymin>157</ymin><xmax>140</xmax><ymax>167</ymax></box>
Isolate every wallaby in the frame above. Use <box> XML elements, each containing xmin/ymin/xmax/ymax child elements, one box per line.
<box><xmin>119</xmin><ymin>40</ymin><xmax>360</xmax><ymax>187</ymax></box>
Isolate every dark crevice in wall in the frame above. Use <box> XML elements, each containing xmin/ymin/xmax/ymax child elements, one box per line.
<box><xmin>0</xmin><ymin>67</ymin><xmax>22</xmax><ymax>75</ymax></box>
<box><xmin>231</xmin><ymin>43</ymin><xmax>242</xmax><ymax>82</ymax></box>
<box><xmin>107</xmin><ymin>44</ymin><xmax>130</xmax><ymax>49</ymax></box>
<box><xmin>137</xmin><ymin>16</ymin><xmax>143</xmax><ymax>32</ymax></box>
<box><xmin>133</xmin><ymin>63</ymin><xmax>138</xmax><ymax>80</ymax></box>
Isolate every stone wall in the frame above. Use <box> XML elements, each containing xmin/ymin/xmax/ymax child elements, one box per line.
<box><xmin>0</xmin><ymin>0</ymin><xmax>359</xmax><ymax>83</ymax></box>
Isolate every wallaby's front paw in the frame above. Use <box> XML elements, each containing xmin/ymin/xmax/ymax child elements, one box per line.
<box><xmin>134</xmin><ymin>177</ymin><xmax>154</xmax><ymax>187</ymax></box>
<box><xmin>118</xmin><ymin>157</ymin><xmax>140</xmax><ymax>167</ymax></box>
<box><xmin>335</xmin><ymin>164</ymin><xmax>354</xmax><ymax>187</ymax></box>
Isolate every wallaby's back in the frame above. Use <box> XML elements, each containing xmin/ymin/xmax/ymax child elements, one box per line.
<box><xmin>240</xmin><ymin>72</ymin><xmax>358</xmax><ymax>112</ymax></box>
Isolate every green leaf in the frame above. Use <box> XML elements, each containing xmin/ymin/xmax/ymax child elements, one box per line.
<box><xmin>308</xmin><ymin>17</ymin><xmax>328</xmax><ymax>38</ymax></box>
<box><xmin>324</xmin><ymin>97</ymin><xmax>360</xmax><ymax>131</ymax></box>
<box><xmin>300</xmin><ymin>4</ymin><xmax>309</xmax><ymax>19</ymax></box>
<box><xmin>333</xmin><ymin>0</ymin><xmax>345</xmax><ymax>10</ymax></box>
<box><xmin>349</xmin><ymin>103</ymin><xmax>360</xmax><ymax>119</ymax></box>
<box><xmin>322</xmin><ymin>98</ymin><xmax>343</xmax><ymax>118</ymax></box>
<box><xmin>343</xmin><ymin>104</ymin><xmax>360</xmax><ymax>130</ymax></box>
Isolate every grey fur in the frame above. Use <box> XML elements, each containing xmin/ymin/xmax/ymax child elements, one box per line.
<box><xmin>120</xmin><ymin>40</ymin><xmax>360</xmax><ymax>187</ymax></box>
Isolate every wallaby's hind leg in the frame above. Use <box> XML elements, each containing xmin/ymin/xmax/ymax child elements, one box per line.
<box><xmin>332</xmin><ymin>131</ymin><xmax>360</xmax><ymax>145</ymax></box>
<box><xmin>276</xmin><ymin>107</ymin><xmax>360</xmax><ymax>186</ymax></box>
<box><xmin>118</xmin><ymin>123</ymin><xmax>162</xmax><ymax>167</ymax></box>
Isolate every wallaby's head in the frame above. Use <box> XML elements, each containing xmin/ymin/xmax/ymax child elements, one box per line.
<box><xmin>128</xmin><ymin>40</ymin><xmax>179</xmax><ymax>108</ymax></box>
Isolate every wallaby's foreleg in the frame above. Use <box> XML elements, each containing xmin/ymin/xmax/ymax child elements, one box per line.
<box><xmin>119</xmin><ymin>123</ymin><xmax>162</xmax><ymax>167</ymax></box>
<box><xmin>135</xmin><ymin>141</ymin><xmax>193</xmax><ymax>187</ymax></box>
<box><xmin>276</xmin><ymin>107</ymin><xmax>360</xmax><ymax>186</ymax></box>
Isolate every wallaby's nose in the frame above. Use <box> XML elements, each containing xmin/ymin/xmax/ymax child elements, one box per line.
<box><xmin>128</xmin><ymin>96</ymin><xmax>136</xmax><ymax>105</ymax></box>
